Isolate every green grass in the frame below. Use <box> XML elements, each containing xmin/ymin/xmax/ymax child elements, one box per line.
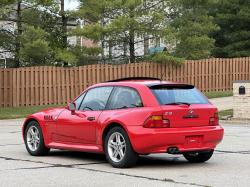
<box><xmin>203</xmin><ymin>90</ymin><xmax>233</xmax><ymax>99</ymax></box>
<box><xmin>0</xmin><ymin>104</ymin><xmax>66</xmax><ymax>120</ymax></box>
<box><xmin>218</xmin><ymin>109</ymin><xmax>233</xmax><ymax>119</ymax></box>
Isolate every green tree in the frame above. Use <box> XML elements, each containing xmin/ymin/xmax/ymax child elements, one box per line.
<box><xmin>0</xmin><ymin>0</ymin><xmax>15</xmax><ymax>5</ymax></box>
<box><xmin>0</xmin><ymin>0</ymin><xmax>57</xmax><ymax>67</ymax></box>
<box><xmin>169</xmin><ymin>0</ymin><xmax>219</xmax><ymax>60</ymax></box>
<box><xmin>72</xmin><ymin>0</ymin><xmax>183</xmax><ymax>65</ymax></box>
<box><xmin>0</xmin><ymin>0</ymin><xmax>14</xmax><ymax>18</ymax></box>
<box><xmin>0</xmin><ymin>0</ymin><xmax>102</xmax><ymax>67</ymax></box>
<box><xmin>209</xmin><ymin>0</ymin><xmax>250</xmax><ymax>58</ymax></box>
<box><xmin>19</xmin><ymin>25</ymin><xmax>51</xmax><ymax>65</ymax></box>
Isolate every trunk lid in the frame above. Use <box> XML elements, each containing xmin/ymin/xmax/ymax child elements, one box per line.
<box><xmin>161</xmin><ymin>104</ymin><xmax>217</xmax><ymax>127</ymax></box>
<box><xmin>149</xmin><ymin>83</ymin><xmax>217</xmax><ymax>127</ymax></box>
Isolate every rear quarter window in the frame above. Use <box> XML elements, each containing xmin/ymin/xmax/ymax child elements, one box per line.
<box><xmin>150</xmin><ymin>87</ymin><xmax>209</xmax><ymax>105</ymax></box>
<box><xmin>107</xmin><ymin>86</ymin><xmax>143</xmax><ymax>110</ymax></box>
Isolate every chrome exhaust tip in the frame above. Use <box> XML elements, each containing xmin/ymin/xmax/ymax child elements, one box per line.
<box><xmin>167</xmin><ymin>147</ymin><xmax>179</xmax><ymax>154</ymax></box>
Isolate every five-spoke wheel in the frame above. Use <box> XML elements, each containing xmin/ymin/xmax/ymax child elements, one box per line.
<box><xmin>107</xmin><ymin>132</ymin><xmax>126</xmax><ymax>162</ymax></box>
<box><xmin>25</xmin><ymin>121</ymin><xmax>50</xmax><ymax>156</ymax></box>
<box><xmin>105</xmin><ymin>126</ymin><xmax>138</xmax><ymax>168</ymax></box>
<box><xmin>26</xmin><ymin>126</ymin><xmax>40</xmax><ymax>151</ymax></box>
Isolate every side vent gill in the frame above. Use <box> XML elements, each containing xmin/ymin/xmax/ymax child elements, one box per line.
<box><xmin>44</xmin><ymin>115</ymin><xmax>53</xmax><ymax>121</ymax></box>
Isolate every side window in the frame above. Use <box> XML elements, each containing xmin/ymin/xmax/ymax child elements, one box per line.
<box><xmin>74</xmin><ymin>92</ymin><xmax>86</xmax><ymax>110</ymax></box>
<box><xmin>107</xmin><ymin>87</ymin><xmax>143</xmax><ymax>110</ymax></box>
<box><xmin>79</xmin><ymin>87</ymin><xmax>113</xmax><ymax>111</ymax></box>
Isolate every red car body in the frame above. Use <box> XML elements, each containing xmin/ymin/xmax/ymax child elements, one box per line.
<box><xmin>22</xmin><ymin>78</ymin><xmax>224</xmax><ymax>164</ymax></box>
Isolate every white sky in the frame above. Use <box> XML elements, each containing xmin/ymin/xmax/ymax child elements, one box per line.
<box><xmin>65</xmin><ymin>0</ymin><xmax>79</xmax><ymax>10</ymax></box>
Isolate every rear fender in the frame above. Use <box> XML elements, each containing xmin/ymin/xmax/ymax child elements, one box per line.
<box><xmin>96</xmin><ymin>106</ymin><xmax>164</xmax><ymax>147</ymax></box>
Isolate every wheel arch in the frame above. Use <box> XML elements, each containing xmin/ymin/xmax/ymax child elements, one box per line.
<box><xmin>22</xmin><ymin>118</ymin><xmax>40</xmax><ymax>140</ymax></box>
<box><xmin>102</xmin><ymin>122</ymin><xmax>127</xmax><ymax>152</ymax></box>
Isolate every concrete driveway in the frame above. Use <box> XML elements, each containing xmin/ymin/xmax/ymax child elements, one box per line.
<box><xmin>0</xmin><ymin>118</ymin><xmax>249</xmax><ymax>187</ymax></box>
<box><xmin>209</xmin><ymin>97</ymin><xmax>233</xmax><ymax>111</ymax></box>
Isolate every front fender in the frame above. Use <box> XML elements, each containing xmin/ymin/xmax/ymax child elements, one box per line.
<box><xmin>22</xmin><ymin>113</ymin><xmax>44</xmax><ymax>142</ymax></box>
<box><xmin>22</xmin><ymin>107</ymin><xmax>65</xmax><ymax>142</ymax></box>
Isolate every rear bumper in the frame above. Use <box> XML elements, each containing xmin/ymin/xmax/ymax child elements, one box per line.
<box><xmin>126</xmin><ymin>125</ymin><xmax>224</xmax><ymax>154</ymax></box>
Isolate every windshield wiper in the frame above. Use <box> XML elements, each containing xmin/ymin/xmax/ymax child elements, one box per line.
<box><xmin>165</xmin><ymin>102</ymin><xmax>190</xmax><ymax>106</ymax></box>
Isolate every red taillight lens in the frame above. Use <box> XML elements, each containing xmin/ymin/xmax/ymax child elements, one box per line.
<box><xmin>209</xmin><ymin>113</ymin><xmax>219</xmax><ymax>126</ymax></box>
<box><xmin>143</xmin><ymin>116</ymin><xmax>170</xmax><ymax>128</ymax></box>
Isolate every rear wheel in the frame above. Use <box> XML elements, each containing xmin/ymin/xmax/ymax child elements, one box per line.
<box><xmin>183</xmin><ymin>149</ymin><xmax>214</xmax><ymax>163</ymax></box>
<box><xmin>25</xmin><ymin>121</ymin><xmax>50</xmax><ymax>156</ymax></box>
<box><xmin>104</xmin><ymin>126</ymin><xmax>138</xmax><ymax>168</ymax></box>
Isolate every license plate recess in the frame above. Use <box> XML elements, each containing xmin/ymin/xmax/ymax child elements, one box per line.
<box><xmin>184</xmin><ymin>136</ymin><xmax>203</xmax><ymax>148</ymax></box>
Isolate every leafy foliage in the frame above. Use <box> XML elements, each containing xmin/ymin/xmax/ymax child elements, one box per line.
<box><xmin>0</xmin><ymin>0</ymin><xmax>103</xmax><ymax>67</ymax></box>
<box><xmin>72</xmin><ymin>0</ymin><xmax>183</xmax><ymax>65</ymax></box>
<box><xmin>169</xmin><ymin>0</ymin><xmax>219</xmax><ymax>60</ymax></box>
<box><xmin>209</xmin><ymin>0</ymin><xmax>250</xmax><ymax>58</ymax></box>
<box><xmin>19</xmin><ymin>25</ymin><xmax>51</xmax><ymax>66</ymax></box>
<box><xmin>0</xmin><ymin>0</ymin><xmax>15</xmax><ymax>5</ymax></box>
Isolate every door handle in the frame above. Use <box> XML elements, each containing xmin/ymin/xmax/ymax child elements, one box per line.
<box><xmin>87</xmin><ymin>117</ymin><xmax>95</xmax><ymax>121</ymax></box>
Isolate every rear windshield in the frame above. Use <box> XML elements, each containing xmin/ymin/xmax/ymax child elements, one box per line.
<box><xmin>150</xmin><ymin>87</ymin><xmax>210</xmax><ymax>105</ymax></box>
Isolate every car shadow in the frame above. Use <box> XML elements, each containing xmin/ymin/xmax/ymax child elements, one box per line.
<box><xmin>48</xmin><ymin>149</ymin><xmax>107</xmax><ymax>163</ymax></box>
<box><xmin>135</xmin><ymin>154</ymin><xmax>191</xmax><ymax>168</ymax></box>
<box><xmin>47</xmin><ymin>150</ymin><xmax>200</xmax><ymax>168</ymax></box>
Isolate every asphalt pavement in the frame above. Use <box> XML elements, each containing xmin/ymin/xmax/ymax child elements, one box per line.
<box><xmin>209</xmin><ymin>97</ymin><xmax>233</xmax><ymax>111</ymax></box>
<box><xmin>0</xmin><ymin>118</ymin><xmax>249</xmax><ymax>187</ymax></box>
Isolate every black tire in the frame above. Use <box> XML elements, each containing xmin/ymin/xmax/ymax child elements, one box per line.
<box><xmin>104</xmin><ymin>126</ymin><xmax>139</xmax><ymax>168</ymax></box>
<box><xmin>183</xmin><ymin>149</ymin><xmax>214</xmax><ymax>163</ymax></box>
<box><xmin>24</xmin><ymin>121</ymin><xmax>50</xmax><ymax>156</ymax></box>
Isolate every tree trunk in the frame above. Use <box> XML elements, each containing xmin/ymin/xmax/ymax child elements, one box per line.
<box><xmin>129</xmin><ymin>34</ymin><xmax>135</xmax><ymax>63</ymax></box>
<box><xmin>193</xmin><ymin>3</ymin><xmax>196</xmax><ymax>24</ymax></box>
<box><xmin>193</xmin><ymin>2</ymin><xmax>196</xmax><ymax>33</ymax></box>
<box><xmin>129</xmin><ymin>9</ymin><xmax>135</xmax><ymax>63</ymax></box>
<box><xmin>14</xmin><ymin>0</ymin><xmax>22</xmax><ymax>67</ymax></box>
<box><xmin>61</xmin><ymin>0</ymin><xmax>68</xmax><ymax>66</ymax></box>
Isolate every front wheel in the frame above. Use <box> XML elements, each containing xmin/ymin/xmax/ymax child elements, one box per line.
<box><xmin>104</xmin><ymin>126</ymin><xmax>138</xmax><ymax>168</ymax></box>
<box><xmin>183</xmin><ymin>149</ymin><xmax>214</xmax><ymax>163</ymax></box>
<box><xmin>25</xmin><ymin>121</ymin><xmax>50</xmax><ymax>156</ymax></box>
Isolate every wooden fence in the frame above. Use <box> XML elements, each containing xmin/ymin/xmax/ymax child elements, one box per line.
<box><xmin>1</xmin><ymin>58</ymin><xmax>250</xmax><ymax>108</ymax></box>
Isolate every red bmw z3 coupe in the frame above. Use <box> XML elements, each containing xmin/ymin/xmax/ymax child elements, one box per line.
<box><xmin>22</xmin><ymin>77</ymin><xmax>224</xmax><ymax>168</ymax></box>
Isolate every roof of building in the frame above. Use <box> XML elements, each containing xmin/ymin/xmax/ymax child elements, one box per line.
<box><xmin>149</xmin><ymin>47</ymin><xmax>167</xmax><ymax>54</ymax></box>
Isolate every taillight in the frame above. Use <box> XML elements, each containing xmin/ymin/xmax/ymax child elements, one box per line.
<box><xmin>143</xmin><ymin>116</ymin><xmax>170</xmax><ymax>128</ymax></box>
<box><xmin>209</xmin><ymin>113</ymin><xmax>219</xmax><ymax>126</ymax></box>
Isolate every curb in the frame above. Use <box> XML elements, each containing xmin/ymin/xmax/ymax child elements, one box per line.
<box><xmin>219</xmin><ymin>120</ymin><xmax>250</xmax><ymax>125</ymax></box>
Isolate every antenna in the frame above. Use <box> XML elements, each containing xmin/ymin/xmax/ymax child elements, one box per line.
<box><xmin>160</xmin><ymin>68</ymin><xmax>167</xmax><ymax>81</ymax></box>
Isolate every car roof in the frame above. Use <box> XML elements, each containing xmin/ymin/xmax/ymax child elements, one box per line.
<box><xmin>92</xmin><ymin>77</ymin><xmax>193</xmax><ymax>88</ymax></box>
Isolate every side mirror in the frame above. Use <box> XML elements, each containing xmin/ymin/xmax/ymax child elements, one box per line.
<box><xmin>69</xmin><ymin>103</ymin><xmax>76</xmax><ymax>115</ymax></box>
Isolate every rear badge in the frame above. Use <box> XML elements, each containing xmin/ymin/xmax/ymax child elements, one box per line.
<box><xmin>190</xmin><ymin>110</ymin><xmax>193</xmax><ymax>114</ymax></box>
<box><xmin>165</xmin><ymin>112</ymin><xmax>172</xmax><ymax>115</ymax></box>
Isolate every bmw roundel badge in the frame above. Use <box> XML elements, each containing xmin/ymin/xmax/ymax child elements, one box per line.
<box><xmin>190</xmin><ymin>110</ymin><xmax>193</xmax><ymax>115</ymax></box>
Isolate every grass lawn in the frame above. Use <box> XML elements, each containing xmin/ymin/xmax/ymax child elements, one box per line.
<box><xmin>218</xmin><ymin>109</ymin><xmax>233</xmax><ymax>119</ymax></box>
<box><xmin>0</xmin><ymin>104</ymin><xmax>66</xmax><ymax>120</ymax></box>
<box><xmin>203</xmin><ymin>90</ymin><xmax>233</xmax><ymax>99</ymax></box>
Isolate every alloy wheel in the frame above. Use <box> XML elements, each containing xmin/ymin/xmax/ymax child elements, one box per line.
<box><xmin>107</xmin><ymin>132</ymin><xmax>126</xmax><ymax>162</ymax></box>
<box><xmin>26</xmin><ymin>126</ymin><xmax>40</xmax><ymax>151</ymax></box>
